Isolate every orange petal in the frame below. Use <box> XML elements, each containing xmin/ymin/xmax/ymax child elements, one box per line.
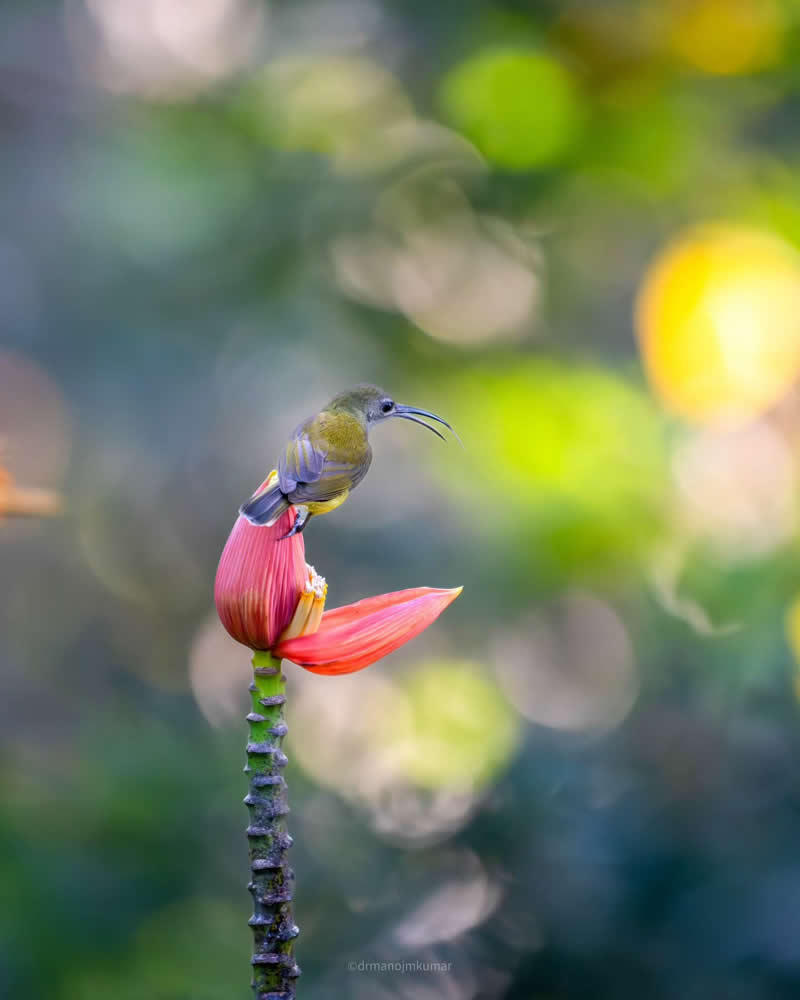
<box><xmin>274</xmin><ymin>586</ymin><xmax>463</xmax><ymax>674</ymax></box>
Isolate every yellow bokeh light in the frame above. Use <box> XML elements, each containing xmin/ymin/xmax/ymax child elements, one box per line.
<box><xmin>635</xmin><ymin>224</ymin><xmax>800</xmax><ymax>425</ymax></box>
<box><xmin>669</xmin><ymin>0</ymin><xmax>782</xmax><ymax>76</ymax></box>
<box><xmin>785</xmin><ymin>597</ymin><xmax>800</xmax><ymax>692</ymax></box>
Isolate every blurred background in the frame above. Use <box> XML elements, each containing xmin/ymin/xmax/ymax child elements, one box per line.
<box><xmin>4</xmin><ymin>0</ymin><xmax>800</xmax><ymax>997</ymax></box>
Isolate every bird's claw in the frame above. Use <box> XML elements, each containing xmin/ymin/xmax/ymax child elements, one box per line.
<box><xmin>281</xmin><ymin>507</ymin><xmax>309</xmax><ymax>539</ymax></box>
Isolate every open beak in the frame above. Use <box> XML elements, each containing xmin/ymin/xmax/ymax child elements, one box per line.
<box><xmin>393</xmin><ymin>404</ymin><xmax>463</xmax><ymax>446</ymax></box>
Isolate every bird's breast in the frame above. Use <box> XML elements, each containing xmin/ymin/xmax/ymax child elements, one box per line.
<box><xmin>315</xmin><ymin>411</ymin><xmax>370</xmax><ymax>464</ymax></box>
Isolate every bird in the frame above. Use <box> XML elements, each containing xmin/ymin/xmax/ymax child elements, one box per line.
<box><xmin>239</xmin><ymin>384</ymin><xmax>459</xmax><ymax>537</ymax></box>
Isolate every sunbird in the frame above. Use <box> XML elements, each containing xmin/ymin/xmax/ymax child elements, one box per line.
<box><xmin>240</xmin><ymin>384</ymin><xmax>458</xmax><ymax>537</ymax></box>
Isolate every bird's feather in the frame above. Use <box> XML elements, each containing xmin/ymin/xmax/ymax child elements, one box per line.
<box><xmin>239</xmin><ymin>482</ymin><xmax>290</xmax><ymax>525</ymax></box>
<box><xmin>278</xmin><ymin>426</ymin><xmax>327</xmax><ymax>493</ymax></box>
<box><xmin>279</xmin><ymin>413</ymin><xmax>372</xmax><ymax>504</ymax></box>
<box><xmin>289</xmin><ymin>465</ymin><xmax>361</xmax><ymax>504</ymax></box>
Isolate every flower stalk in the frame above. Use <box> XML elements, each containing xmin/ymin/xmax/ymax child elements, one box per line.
<box><xmin>245</xmin><ymin>650</ymin><xmax>300</xmax><ymax>1000</ymax></box>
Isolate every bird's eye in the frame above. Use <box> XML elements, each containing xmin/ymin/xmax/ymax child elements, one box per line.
<box><xmin>381</xmin><ymin>400</ymin><xmax>394</xmax><ymax>413</ymax></box>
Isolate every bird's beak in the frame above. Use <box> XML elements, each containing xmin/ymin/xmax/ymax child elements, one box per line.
<box><xmin>393</xmin><ymin>404</ymin><xmax>463</xmax><ymax>446</ymax></box>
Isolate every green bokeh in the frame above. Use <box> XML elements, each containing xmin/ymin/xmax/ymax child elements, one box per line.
<box><xmin>61</xmin><ymin>900</ymin><xmax>246</xmax><ymax>1000</ymax></box>
<box><xmin>399</xmin><ymin>661</ymin><xmax>520</xmax><ymax>790</ymax></box>
<box><xmin>438</xmin><ymin>46</ymin><xmax>582</xmax><ymax>170</ymax></box>
<box><xmin>434</xmin><ymin>362</ymin><xmax>669</xmax><ymax>576</ymax></box>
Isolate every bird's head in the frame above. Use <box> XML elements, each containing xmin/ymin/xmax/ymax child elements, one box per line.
<box><xmin>328</xmin><ymin>384</ymin><xmax>458</xmax><ymax>441</ymax></box>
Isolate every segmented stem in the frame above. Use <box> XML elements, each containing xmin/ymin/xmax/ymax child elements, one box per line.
<box><xmin>245</xmin><ymin>650</ymin><xmax>300</xmax><ymax>999</ymax></box>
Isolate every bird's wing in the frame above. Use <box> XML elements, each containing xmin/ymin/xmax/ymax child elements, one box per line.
<box><xmin>279</xmin><ymin>421</ymin><xmax>366</xmax><ymax>504</ymax></box>
<box><xmin>289</xmin><ymin>460</ymin><xmax>362</xmax><ymax>503</ymax></box>
<box><xmin>278</xmin><ymin>425</ymin><xmax>327</xmax><ymax>493</ymax></box>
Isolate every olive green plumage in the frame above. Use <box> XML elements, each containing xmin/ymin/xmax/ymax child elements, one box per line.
<box><xmin>240</xmin><ymin>384</ymin><xmax>457</xmax><ymax>536</ymax></box>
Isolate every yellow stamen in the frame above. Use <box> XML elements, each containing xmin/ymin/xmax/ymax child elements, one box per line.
<box><xmin>303</xmin><ymin>581</ymin><xmax>327</xmax><ymax>635</ymax></box>
<box><xmin>278</xmin><ymin>565</ymin><xmax>327</xmax><ymax>643</ymax></box>
<box><xmin>280</xmin><ymin>590</ymin><xmax>314</xmax><ymax>642</ymax></box>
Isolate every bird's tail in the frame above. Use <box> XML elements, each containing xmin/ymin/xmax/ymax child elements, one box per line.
<box><xmin>239</xmin><ymin>482</ymin><xmax>290</xmax><ymax>526</ymax></box>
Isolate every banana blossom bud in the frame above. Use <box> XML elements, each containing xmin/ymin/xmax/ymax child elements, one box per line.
<box><xmin>215</xmin><ymin>472</ymin><xmax>461</xmax><ymax>673</ymax></box>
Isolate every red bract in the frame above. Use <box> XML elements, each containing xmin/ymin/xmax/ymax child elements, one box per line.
<box><xmin>215</xmin><ymin>473</ymin><xmax>461</xmax><ymax>670</ymax></box>
<box><xmin>214</xmin><ymin>503</ymin><xmax>307</xmax><ymax>651</ymax></box>
<box><xmin>274</xmin><ymin>587</ymin><xmax>462</xmax><ymax>674</ymax></box>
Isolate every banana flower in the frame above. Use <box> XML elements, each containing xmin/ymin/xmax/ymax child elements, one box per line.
<box><xmin>215</xmin><ymin>473</ymin><xmax>461</xmax><ymax>672</ymax></box>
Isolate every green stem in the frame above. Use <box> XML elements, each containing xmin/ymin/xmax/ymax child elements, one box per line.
<box><xmin>245</xmin><ymin>650</ymin><xmax>300</xmax><ymax>999</ymax></box>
